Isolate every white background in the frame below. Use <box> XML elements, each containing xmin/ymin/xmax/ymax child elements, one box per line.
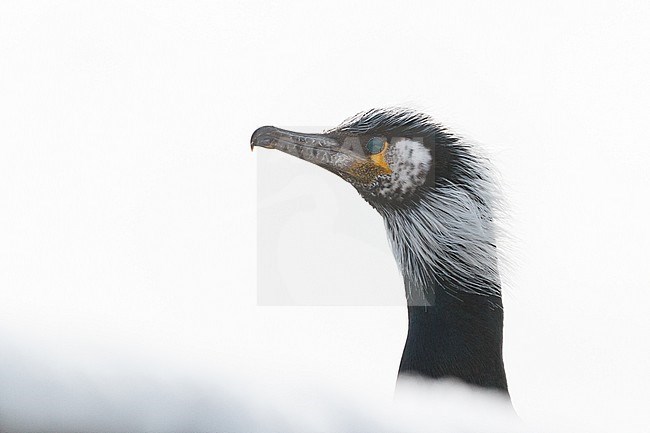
<box><xmin>1</xmin><ymin>1</ymin><xmax>649</xmax><ymax>431</ymax></box>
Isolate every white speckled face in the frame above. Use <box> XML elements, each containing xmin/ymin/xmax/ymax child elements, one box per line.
<box><xmin>373</xmin><ymin>138</ymin><xmax>432</xmax><ymax>201</ymax></box>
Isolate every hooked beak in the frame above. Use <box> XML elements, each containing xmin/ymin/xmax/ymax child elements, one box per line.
<box><xmin>250</xmin><ymin>126</ymin><xmax>390</xmax><ymax>184</ymax></box>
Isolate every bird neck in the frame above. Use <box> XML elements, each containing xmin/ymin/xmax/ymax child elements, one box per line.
<box><xmin>399</xmin><ymin>286</ymin><xmax>508</xmax><ymax>394</ymax></box>
<box><xmin>378</xmin><ymin>187</ymin><xmax>508</xmax><ymax>394</ymax></box>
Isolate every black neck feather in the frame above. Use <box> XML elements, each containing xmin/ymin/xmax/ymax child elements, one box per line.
<box><xmin>398</xmin><ymin>281</ymin><xmax>508</xmax><ymax>395</ymax></box>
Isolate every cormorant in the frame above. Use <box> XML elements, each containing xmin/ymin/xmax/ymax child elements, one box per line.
<box><xmin>251</xmin><ymin>108</ymin><xmax>509</xmax><ymax>396</ymax></box>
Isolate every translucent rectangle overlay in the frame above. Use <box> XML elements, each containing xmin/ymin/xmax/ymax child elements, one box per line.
<box><xmin>256</xmin><ymin>125</ymin><xmax>434</xmax><ymax>306</ymax></box>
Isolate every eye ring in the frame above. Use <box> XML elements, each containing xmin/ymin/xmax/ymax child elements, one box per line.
<box><xmin>366</xmin><ymin>137</ymin><xmax>385</xmax><ymax>155</ymax></box>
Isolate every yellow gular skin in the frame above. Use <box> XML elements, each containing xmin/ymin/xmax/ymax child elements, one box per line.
<box><xmin>370</xmin><ymin>145</ymin><xmax>392</xmax><ymax>174</ymax></box>
<box><xmin>348</xmin><ymin>141</ymin><xmax>392</xmax><ymax>184</ymax></box>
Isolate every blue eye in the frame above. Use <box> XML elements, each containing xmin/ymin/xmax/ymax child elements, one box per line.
<box><xmin>366</xmin><ymin>137</ymin><xmax>385</xmax><ymax>154</ymax></box>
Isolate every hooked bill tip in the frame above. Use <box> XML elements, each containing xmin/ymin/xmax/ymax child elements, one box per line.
<box><xmin>250</xmin><ymin>126</ymin><xmax>278</xmax><ymax>151</ymax></box>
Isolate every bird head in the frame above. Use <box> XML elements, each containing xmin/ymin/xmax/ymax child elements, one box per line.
<box><xmin>252</xmin><ymin>108</ymin><xmax>500</xmax><ymax>302</ymax></box>
<box><xmin>251</xmin><ymin>108</ymin><xmax>468</xmax><ymax>209</ymax></box>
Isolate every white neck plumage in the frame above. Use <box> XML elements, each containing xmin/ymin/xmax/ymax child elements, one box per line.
<box><xmin>379</xmin><ymin>180</ymin><xmax>502</xmax><ymax>305</ymax></box>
